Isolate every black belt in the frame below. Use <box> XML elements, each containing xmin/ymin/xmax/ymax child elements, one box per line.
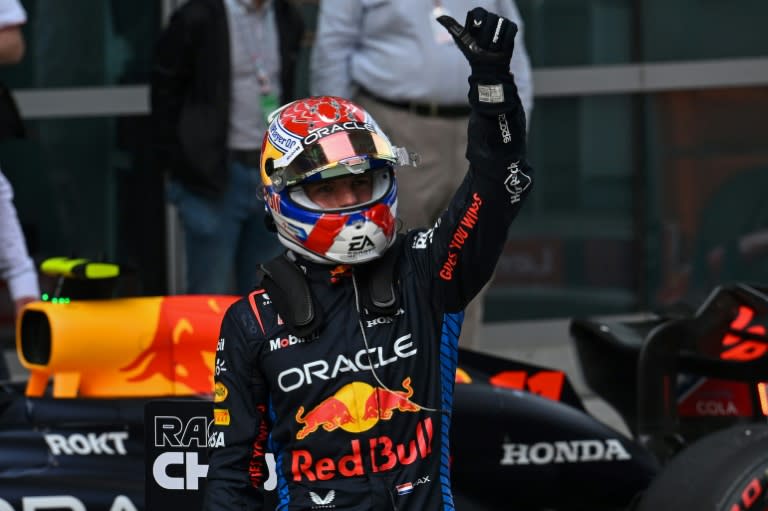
<box><xmin>360</xmin><ymin>89</ymin><xmax>470</xmax><ymax>118</ymax></box>
<box><xmin>229</xmin><ymin>149</ymin><xmax>261</xmax><ymax>168</ymax></box>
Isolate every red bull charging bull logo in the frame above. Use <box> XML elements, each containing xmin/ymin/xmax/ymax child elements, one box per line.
<box><xmin>295</xmin><ymin>378</ymin><xmax>419</xmax><ymax>440</ymax></box>
<box><xmin>19</xmin><ymin>295</ymin><xmax>238</xmax><ymax>398</ymax></box>
<box><xmin>120</xmin><ymin>295</ymin><xmax>238</xmax><ymax>395</ymax></box>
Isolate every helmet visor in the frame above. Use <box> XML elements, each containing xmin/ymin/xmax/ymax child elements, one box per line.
<box><xmin>272</xmin><ymin>129</ymin><xmax>396</xmax><ymax>189</ymax></box>
<box><xmin>288</xmin><ymin>166</ymin><xmax>394</xmax><ymax>212</ymax></box>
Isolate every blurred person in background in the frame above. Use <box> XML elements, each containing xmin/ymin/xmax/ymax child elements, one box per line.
<box><xmin>0</xmin><ymin>0</ymin><xmax>37</xmax><ymax>319</ymax></box>
<box><xmin>310</xmin><ymin>0</ymin><xmax>533</xmax><ymax>349</ymax></box>
<box><xmin>0</xmin><ymin>0</ymin><xmax>37</xmax><ymax>380</ymax></box>
<box><xmin>151</xmin><ymin>0</ymin><xmax>304</xmax><ymax>295</ymax></box>
<box><xmin>0</xmin><ymin>0</ymin><xmax>23</xmax><ymax>64</ymax></box>
<box><xmin>0</xmin><ymin>170</ymin><xmax>38</xmax><ymax>320</ymax></box>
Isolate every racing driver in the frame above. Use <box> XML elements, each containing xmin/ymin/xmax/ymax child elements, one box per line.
<box><xmin>204</xmin><ymin>8</ymin><xmax>533</xmax><ymax>510</ymax></box>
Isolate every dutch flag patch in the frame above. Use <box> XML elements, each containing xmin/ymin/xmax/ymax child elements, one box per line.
<box><xmin>396</xmin><ymin>482</ymin><xmax>414</xmax><ymax>495</ymax></box>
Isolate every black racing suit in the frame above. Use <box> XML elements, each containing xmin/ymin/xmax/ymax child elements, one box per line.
<box><xmin>204</xmin><ymin>110</ymin><xmax>533</xmax><ymax>510</ymax></box>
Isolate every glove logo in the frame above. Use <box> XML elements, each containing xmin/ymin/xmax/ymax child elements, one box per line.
<box><xmin>478</xmin><ymin>84</ymin><xmax>504</xmax><ymax>103</ymax></box>
<box><xmin>498</xmin><ymin>113</ymin><xmax>512</xmax><ymax>143</ymax></box>
<box><xmin>492</xmin><ymin>18</ymin><xmax>504</xmax><ymax>43</ymax></box>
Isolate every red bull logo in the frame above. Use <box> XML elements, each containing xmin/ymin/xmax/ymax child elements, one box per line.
<box><xmin>295</xmin><ymin>378</ymin><xmax>420</xmax><ymax>440</ymax></box>
<box><xmin>362</xmin><ymin>377</ymin><xmax>420</xmax><ymax>420</ymax></box>
<box><xmin>18</xmin><ymin>295</ymin><xmax>238</xmax><ymax>398</ymax></box>
<box><xmin>120</xmin><ymin>295</ymin><xmax>239</xmax><ymax>395</ymax></box>
<box><xmin>292</xmin><ymin>417</ymin><xmax>434</xmax><ymax>481</ymax></box>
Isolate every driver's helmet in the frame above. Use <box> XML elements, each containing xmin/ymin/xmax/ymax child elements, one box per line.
<box><xmin>260</xmin><ymin>96</ymin><xmax>399</xmax><ymax>264</ymax></box>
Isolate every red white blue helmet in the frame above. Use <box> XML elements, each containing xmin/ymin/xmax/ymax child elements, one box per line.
<box><xmin>260</xmin><ymin>96</ymin><xmax>402</xmax><ymax>264</ymax></box>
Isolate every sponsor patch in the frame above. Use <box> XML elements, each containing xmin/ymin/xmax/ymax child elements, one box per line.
<box><xmin>278</xmin><ymin>334</ymin><xmax>416</xmax><ymax>392</ymax></box>
<box><xmin>270</xmin><ymin>334</ymin><xmax>307</xmax><ymax>352</ymax></box>
<box><xmin>498</xmin><ymin>113</ymin><xmax>511</xmax><ymax>143</ymax></box>
<box><xmin>294</xmin><ymin>377</ymin><xmax>420</xmax><ymax>440</ymax></box>
<box><xmin>396</xmin><ymin>482</ymin><xmax>413</xmax><ymax>495</ymax></box>
<box><xmin>208</xmin><ymin>431</ymin><xmax>225</xmax><ymax>448</ymax></box>
<box><xmin>348</xmin><ymin>235</ymin><xmax>376</xmax><ymax>254</ymax></box>
<box><xmin>214</xmin><ymin>382</ymin><xmax>228</xmax><ymax>403</ymax></box>
<box><xmin>302</xmin><ymin>121</ymin><xmax>375</xmax><ymax>146</ymax></box>
<box><xmin>396</xmin><ymin>475</ymin><xmax>431</xmax><ymax>496</ymax></box>
<box><xmin>292</xmin><ymin>418</ymin><xmax>433</xmax><ymax>481</ymax></box>
<box><xmin>365</xmin><ymin>308</ymin><xmax>405</xmax><ymax>328</ymax></box>
<box><xmin>213</xmin><ymin>408</ymin><xmax>231</xmax><ymax>426</ymax></box>
<box><xmin>504</xmin><ymin>162</ymin><xmax>531</xmax><ymax>204</ymax></box>
<box><xmin>412</xmin><ymin>229</ymin><xmax>434</xmax><ymax>250</ymax></box>
<box><xmin>478</xmin><ymin>84</ymin><xmax>504</xmax><ymax>103</ymax></box>
<box><xmin>309</xmin><ymin>490</ymin><xmax>336</xmax><ymax>508</ymax></box>
<box><xmin>268</xmin><ymin>120</ymin><xmax>302</xmax><ymax>156</ymax></box>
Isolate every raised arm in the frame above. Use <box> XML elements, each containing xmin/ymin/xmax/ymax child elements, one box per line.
<box><xmin>411</xmin><ymin>8</ymin><xmax>534</xmax><ymax>312</ymax></box>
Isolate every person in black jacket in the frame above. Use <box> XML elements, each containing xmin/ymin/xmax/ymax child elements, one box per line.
<box><xmin>150</xmin><ymin>0</ymin><xmax>304</xmax><ymax>295</ymax></box>
<box><xmin>205</xmin><ymin>8</ymin><xmax>533</xmax><ymax>510</ymax></box>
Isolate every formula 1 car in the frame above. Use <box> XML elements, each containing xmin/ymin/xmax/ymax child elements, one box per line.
<box><xmin>1</xmin><ymin>258</ymin><xmax>768</xmax><ymax>510</ymax></box>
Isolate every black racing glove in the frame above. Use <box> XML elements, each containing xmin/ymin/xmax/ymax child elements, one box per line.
<box><xmin>437</xmin><ymin>8</ymin><xmax>521</xmax><ymax>118</ymax></box>
<box><xmin>438</xmin><ymin>8</ymin><xmax>528</xmax><ymax>178</ymax></box>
